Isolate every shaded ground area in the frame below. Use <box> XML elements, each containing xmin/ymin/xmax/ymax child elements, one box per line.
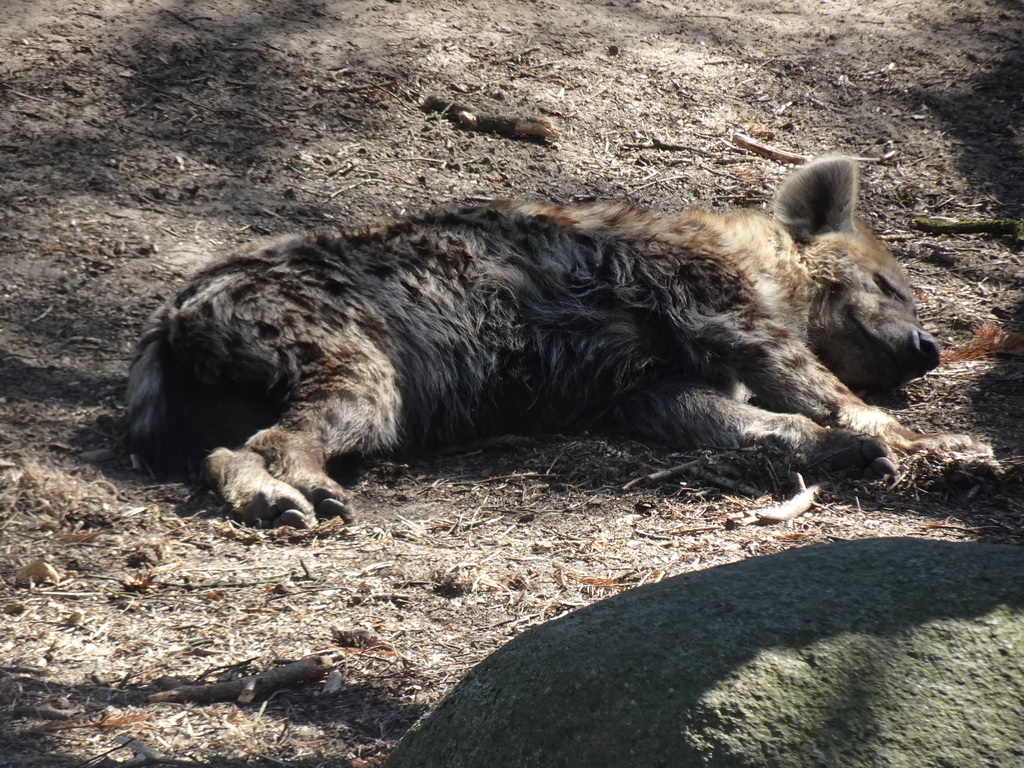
<box><xmin>1</xmin><ymin>0</ymin><xmax>1023</xmax><ymax>765</ymax></box>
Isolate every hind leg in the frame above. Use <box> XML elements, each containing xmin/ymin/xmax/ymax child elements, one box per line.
<box><xmin>205</xmin><ymin>371</ymin><xmax>401</xmax><ymax>529</ymax></box>
<box><xmin>206</xmin><ymin>444</ymin><xmax>331</xmax><ymax>529</ymax></box>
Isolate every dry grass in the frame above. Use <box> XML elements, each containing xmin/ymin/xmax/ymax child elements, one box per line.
<box><xmin>3</xmin><ymin>439</ymin><xmax>1021</xmax><ymax>766</ymax></box>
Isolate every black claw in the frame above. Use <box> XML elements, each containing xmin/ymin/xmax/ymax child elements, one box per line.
<box><xmin>318</xmin><ymin>497</ymin><xmax>356</xmax><ymax>523</ymax></box>
<box><xmin>240</xmin><ymin>496</ymin><xmax>277</xmax><ymax>524</ymax></box>
<box><xmin>277</xmin><ymin>508</ymin><xmax>312</xmax><ymax>529</ymax></box>
<box><xmin>238</xmin><ymin>506</ymin><xmax>259</xmax><ymax>525</ymax></box>
<box><xmin>867</xmin><ymin>455</ymin><xmax>897</xmax><ymax>480</ymax></box>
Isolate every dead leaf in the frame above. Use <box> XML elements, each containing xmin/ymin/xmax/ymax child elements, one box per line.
<box><xmin>943</xmin><ymin>323</ymin><xmax>1024</xmax><ymax>363</ymax></box>
<box><xmin>15</xmin><ymin>558</ymin><xmax>64</xmax><ymax>586</ymax></box>
<box><xmin>121</xmin><ymin>573</ymin><xmax>158</xmax><ymax>594</ymax></box>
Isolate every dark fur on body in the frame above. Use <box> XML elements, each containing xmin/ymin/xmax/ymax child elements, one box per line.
<box><xmin>127</xmin><ymin>157</ymin><xmax>990</xmax><ymax>528</ymax></box>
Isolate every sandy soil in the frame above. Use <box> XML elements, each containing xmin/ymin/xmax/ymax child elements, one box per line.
<box><xmin>2</xmin><ymin>0</ymin><xmax>1023</xmax><ymax>765</ymax></box>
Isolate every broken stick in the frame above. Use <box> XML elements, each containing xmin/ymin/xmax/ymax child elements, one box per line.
<box><xmin>730</xmin><ymin>133</ymin><xmax>810</xmax><ymax>165</ymax></box>
<box><xmin>10</xmin><ymin>703</ymin><xmax>79</xmax><ymax>720</ymax></box>
<box><xmin>623</xmin><ymin>458</ymin><xmax>762</xmax><ymax>497</ymax></box>
<box><xmin>730</xmin><ymin>473</ymin><xmax>821</xmax><ymax>526</ymax></box>
<box><xmin>148</xmin><ymin>655</ymin><xmax>333</xmax><ymax>704</ymax></box>
<box><xmin>623</xmin><ymin>459</ymin><xmax>702</xmax><ymax>490</ymax></box>
<box><xmin>421</xmin><ymin>95</ymin><xmax>557</xmax><ymax>141</ymax></box>
<box><xmin>912</xmin><ymin>216</ymin><xmax>1024</xmax><ymax>243</ymax></box>
<box><xmin>730</xmin><ymin>133</ymin><xmax>880</xmax><ymax>166</ymax></box>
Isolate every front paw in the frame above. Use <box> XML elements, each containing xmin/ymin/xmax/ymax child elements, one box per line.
<box><xmin>808</xmin><ymin>428</ymin><xmax>895</xmax><ymax>478</ymax></box>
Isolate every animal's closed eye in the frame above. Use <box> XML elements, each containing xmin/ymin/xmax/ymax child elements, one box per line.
<box><xmin>873</xmin><ymin>274</ymin><xmax>909</xmax><ymax>303</ymax></box>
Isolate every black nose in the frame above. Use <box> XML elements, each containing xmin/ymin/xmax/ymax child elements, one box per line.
<box><xmin>910</xmin><ymin>328</ymin><xmax>941</xmax><ymax>373</ymax></box>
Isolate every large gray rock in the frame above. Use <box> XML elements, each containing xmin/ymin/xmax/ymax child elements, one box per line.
<box><xmin>385</xmin><ymin>538</ymin><xmax>1024</xmax><ymax>768</ymax></box>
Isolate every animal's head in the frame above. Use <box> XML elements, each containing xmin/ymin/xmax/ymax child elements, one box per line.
<box><xmin>774</xmin><ymin>156</ymin><xmax>940</xmax><ymax>390</ymax></box>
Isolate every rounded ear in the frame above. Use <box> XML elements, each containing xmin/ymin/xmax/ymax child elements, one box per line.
<box><xmin>773</xmin><ymin>156</ymin><xmax>859</xmax><ymax>242</ymax></box>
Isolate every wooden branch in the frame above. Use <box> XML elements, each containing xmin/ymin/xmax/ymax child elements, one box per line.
<box><xmin>913</xmin><ymin>216</ymin><xmax>1024</xmax><ymax>243</ymax></box>
<box><xmin>623</xmin><ymin>459</ymin><xmax>701</xmax><ymax>490</ymax></box>
<box><xmin>159</xmin><ymin>8</ymin><xmax>203</xmax><ymax>30</ymax></box>
<box><xmin>421</xmin><ymin>95</ymin><xmax>556</xmax><ymax>142</ymax></box>
<box><xmin>148</xmin><ymin>655</ymin><xmax>333</xmax><ymax>704</ymax></box>
<box><xmin>623</xmin><ymin>137</ymin><xmax>709</xmax><ymax>154</ymax></box>
<box><xmin>730</xmin><ymin>133</ymin><xmax>810</xmax><ymax>165</ymax></box>
<box><xmin>730</xmin><ymin>133</ymin><xmax>880</xmax><ymax>165</ymax></box>
<box><xmin>10</xmin><ymin>704</ymin><xmax>78</xmax><ymax>720</ymax></box>
<box><xmin>113</xmin><ymin>735</ymin><xmax>165</xmax><ymax>761</ymax></box>
<box><xmin>755</xmin><ymin>473</ymin><xmax>821</xmax><ymax>524</ymax></box>
<box><xmin>624</xmin><ymin>458</ymin><xmax>762</xmax><ymax>497</ymax></box>
<box><xmin>730</xmin><ymin>473</ymin><xmax>821</xmax><ymax>526</ymax></box>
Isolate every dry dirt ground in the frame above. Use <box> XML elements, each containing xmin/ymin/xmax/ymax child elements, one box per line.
<box><xmin>2</xmin><ymin>1</ymin><xmax>1024</xmax><ymax>766</ymax></box>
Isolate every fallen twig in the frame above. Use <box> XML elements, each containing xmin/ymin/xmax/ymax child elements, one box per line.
<box><xmin>730</xmin><ymin>473</ymin><xmax>821</xmax><ymax>526</ymax></box>
<box><xmin>913</xmin><ymin>216</ymin><xmax>1024</xmax><ymax>243</ymax></box>
<box><xmin>10</xmin><ymin>704</ymin><xmax>78</xmax><ymax>720</ymax></box>
<box><xmin>730</xmin><ymin>133</ymin><xmax>880</xmax><ymax>165</ymax></box>
<box><xmin>623</xmin><ymin>137</ymin><xmax>708</xmax><ymax>153</ymax></box>
<box><xmin>113</xmin><ymin>735</ymin><xmax>166</xmax><ymax>762</ymax></box>
<box><xmin>148</xmin><ymin>655</ymin><xmax>333</xmax><ymax>704</ymax></box>
<box><xmin>421</xmin><ymin>95</ymin><xmax>557</xmax><ymax>142</ymax></box>
<box><xmin>79</xmin><ymin>740</ymin><xmax>206</xmax><ymax>768</ymax></box>
<box><xmin>624</xmin><ymin>459</ymin><xmax>762</xmax><ymax>497</ymax></box>
<box><xmin>159</xmin><ymin>8</ymin><xmax>205</xmax><ymax>30</ymax></box>
<box><xmin>730</xmin><ymin>133</ymin><xmax>810</xmax><ymax>165</ymax></box>
<box><xmin>624</xmin><ymin>459</ymin><xmax>702</xmax><ymax>490</ymax></box>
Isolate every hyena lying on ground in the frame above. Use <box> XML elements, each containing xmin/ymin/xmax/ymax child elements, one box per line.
<box><xmin>127</xmin><ymin>156</ymin><xmax>990</xmax><ymax>528</ymax></box>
